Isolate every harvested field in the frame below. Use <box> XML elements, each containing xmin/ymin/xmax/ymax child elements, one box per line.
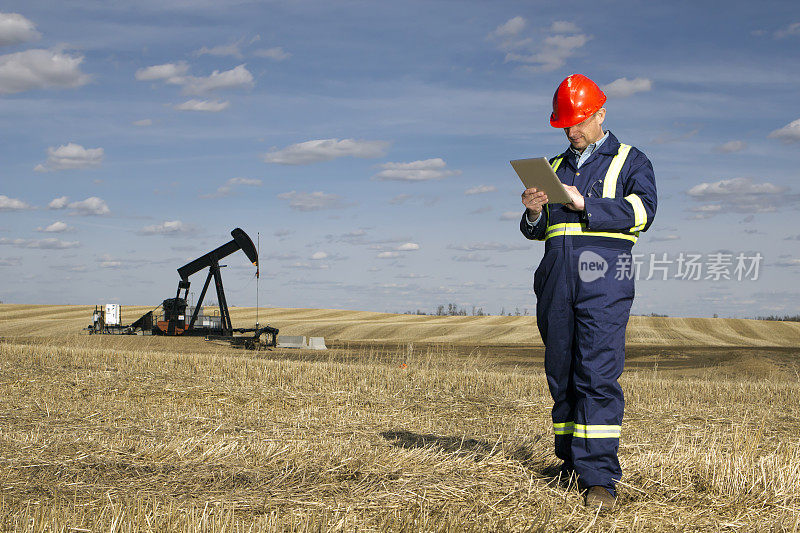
<box><xmin>0</xmin><ymin>305</ymin><xmax>799</xmax><ymax>531</ymax></box>
<box><xmin>3</xmin><ymin>304</ymin><xmax>800</xmax><ymax>347</ymax></box>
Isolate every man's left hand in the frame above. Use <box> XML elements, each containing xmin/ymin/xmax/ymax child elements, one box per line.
<box><xmin>563</xmin><ymin>185</ymin><xmax>585</xmax><ymax>211</ymax></box>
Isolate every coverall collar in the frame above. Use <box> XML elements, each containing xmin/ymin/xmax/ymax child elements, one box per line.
<box><xmin>558</xmin><ymin>131</ymin><xmax>622</xmax><ymax>169</ymax></box>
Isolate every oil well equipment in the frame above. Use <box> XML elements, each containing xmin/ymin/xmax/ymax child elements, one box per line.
<box><xmin>88</xmin><ymin>227</ymin><xmax>278</xmax><ymax>348</ymax></box>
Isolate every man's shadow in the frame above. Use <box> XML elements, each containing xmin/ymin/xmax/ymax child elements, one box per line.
<box><xmin>380</xmin><ymin>429</ymin><xmax>569</xmax><ymax>485</ymax></box>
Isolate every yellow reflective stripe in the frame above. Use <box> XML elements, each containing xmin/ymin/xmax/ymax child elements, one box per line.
<box><xmin>625</xmin><ymin>193</ymin><xmax>647</xmax><ymax>231</ymax></box>
<box><xmin>601</xmin><ymin>144</ymin><xmax>631</xmax><ymax>198</ymax></box>
<box><xmin>551</xmin><ymin>157</ymin><xmax>563</xmax><ymax>171</ymax></box>
<box><xmin>545</xmin><ymin>222</ymin><xmax>574</xmax><ymax>232</ymax></box>
<box><xmin>553</xmin><ymin>421</ymin><xmax>574</xmax><ymax>435</ymax></box>
<box><xmin>573</xmin><ymin>424</ymin><xmax>621</xmax><ymax>439</ymax></box>
<box><xmin>545</xmin><ymin>223</ymin><xmax>638</xmax><ymax>243</ymax></box>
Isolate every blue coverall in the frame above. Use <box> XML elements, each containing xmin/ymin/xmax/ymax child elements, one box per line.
<box><xmin>520</xmin><ymin>131</ymin><xmax>657</xmax><ymax>495</ymax></box>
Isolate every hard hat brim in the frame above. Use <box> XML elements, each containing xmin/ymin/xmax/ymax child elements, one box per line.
<box><xmin>549</xmin><ymin>100</ymin><xmax>605</xmax><ymax>129</ymax></box>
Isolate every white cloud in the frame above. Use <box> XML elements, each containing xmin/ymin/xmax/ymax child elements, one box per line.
<box><xmin>774</xmin><ymin>22</ymin><xmax>800</xmax><ymax>39</ymax></box>
<box><xmin>200</xmin><ymin>177</ymin><xmax>262</xmax><ymax>198</ymax></box>
<box><xmin>310</xmin><ymin>251</ymin><xmax>328</xmax><ymax>260</ymax></box>
<box><xmin>500</xmin><ymin>211</ymin><xmax>520</xmax><ymax>220</ymax></box>
<box><xmin>601</xmin><ymin>77</ymin><xmax>652</xmax><ymax>98</ymax></box>
<box><xmin>389</xmin><ymin>194</ymin><xmax>413</xmax><ymax>205</ymax></box>
<box><xmin>194</xmin><ymin>40</ymin><xmax>244</xmax><ymax>59</ymax></box>
<box><xmin>264</xmin><ymin>138</ymin><xmax>390</xmax><ymax>165</ymax></box>
<box><xmin>277</xmin><ymin>190</ymin><xmax>349</xmax><ymax>211</ymax></box>
<box><xmin>97</xmin><ymin>254</ymin><xmax>123</xmax><ymax>269</ymax></box>
<box><xmin>181</xmin><ymin>64</ymin><xmax>253</xmax><ymax>95</ymax></box>
<box><xmin>132</xmin><ymin>118</ymin><xmax>152</xmax><ymax>126</ymax></box>
<box><xmin>513</xmin><ymin>34</ymin><xmax>590</xmax><ymax>71</ymax></box>
<box><xmin>174</xmin><ymin>99</ymin><xmax>230</xmax><ymax>112</ymax></box>
<box><xmin>253</xmin><ymin>46</ymin><xmax>290</xmax><ymax>60</ymax></box>
<box><xmin>0</xmin><ymin>48</ymin><xmax>90</xmax><ymax>94</ymax></box>
<box><xmin>373</xmin><ymin>158</ymin><xmax>461</xmax><ymax>182</ymax></box>
<box><xmin>0</xmin><ymin>195</ymin><xmax>31</xmax><ymax>210</ymax></box>
<box><xmin>768</xmin><ymin>118</ymin><xmax>800</xmax><ymax>143</ymax></box>
<box><xmin>649</xmin><ymin>234</ymin><xmax>680</xmax><ymax>242</ymax></box>
<box><xmin>47</xmin><ymin>263</ymin><xmax>86</xmax><ymax>272</ymax></box>
<box><xmin>327</xmin><ymin>229</ymin><xmax>377</xmax><ymax>245</ymax></box>
<box><xmin>228</xmin><ymin>177</ymin><xmax>261</xmax><ymax>186</ymax></box>
<box><xmin>686</xmin><ymin>178</ymin><xmax>792</xmax><ymax>216</ymax></box>
<box><xmin>67</xmin><ymin>197</ymin><xmax>110</xmax><ymax>216</ymax></box>
<box><xmin>396</xmin><ymin>273</ymin><xmax>429</xmax><ymax>279</ymax></box>
<box><xmin>365</xmin><ymin>241</ymin><xmax>419</xmax><ymax>259</ymax></box>
<box><xmin>465</xmin><ymin>185</ymin><xmax>496</xmax><ymax>195</ymax></box>
<box><xmin>712</xmin><ymin>140</ymin><xmax>747</xmax><ymax>153</ymax></box>
<box><xmin>200</xmin><ymin>185</ymin><xmax>231</xmax><ymax>199</ymax></box>
<box><xmin>0</xmin><ymin>12</ymin><xmax>41</xmax><ymax>46</ymax></box>
<box><xmin>490</xmin><ymin>18</ymin><xmax>590</xmax><ymax>72</ymax></box>
<box><xmin>488</xmin><ymin>16</ymin><xmax>526</xmax><ymax>40</ymax></box>
<box><xmin>549</xmin><ymin>21</ymin><xmax>581</xmax><ymax>34</ymax></box>
<box><xmin>688</xmin><ymin>204</ymin><xmax>723</xmax><ymax>213</ymax></box>
<box><xmin>136</xmin><ymin>62</ymin><xmax>253</xmax><ymax>95</ymax></box>
<box><xmin>452</xmin><ymin>253</ymin><xmax>490</xmax><ymax>262</ymax></box>
<box><xmin>687</xmin><ymin>178</ymin><xmax>786</xmax><ymax>197</ymax></box>
<box><xmin>448</xmin><ymin>242</ymin><xmax>526</xmax><ymax>252</ymax></box>
<box><xmin>37</xmin><ymin>221</ymin><xmax>72</xmax><ymax>233</ymax></box>
<box><xmin>287</xmin><ymin>261</ymin><xmax>329</xmax><ymax>270</ymax></box>
<box><xmin>138</xmin><ymin>220</ymin><xmax>195</xmax><ymax>236</ymax></box>
<box><xmin>48</xmin><ymin>196</ymin><xmax>69</xmax><ymax>209</ymax></box>
<box><xmin>34</xmin><ymin>143</ymin><xmax>103</xmax><ymax>172</ymax></box>
<box><xmin>0</xmin><ymin>257</ymin><xmax>21</xmax><ymax>266</ymax></box>
<box><xmin>0</xmin><ymin>237</ymin><xmax>80</xmax><ymax>249</ymax></box>
<box><xmin>135</xmin><ymin>61</ymin><xmax>189</xmax><ymax>82</ymax></box>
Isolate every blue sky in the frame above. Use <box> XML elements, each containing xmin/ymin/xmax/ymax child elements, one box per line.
<box><xmin>1</xmin><ymin>0</ymin><xmax>799</xmax><ymax>318</ymax></box>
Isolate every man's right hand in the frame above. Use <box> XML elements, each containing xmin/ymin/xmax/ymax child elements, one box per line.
<box><xmin>522</xmin><ymin>187</ymin><xmax>548</xmax><ymax>217</ymax></box>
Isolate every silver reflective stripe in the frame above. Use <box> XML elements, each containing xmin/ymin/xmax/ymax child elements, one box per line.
<box><xmin>573</xmin><ymin>424</ymin><xmax>621</xmax><ymax>439</ymax></box>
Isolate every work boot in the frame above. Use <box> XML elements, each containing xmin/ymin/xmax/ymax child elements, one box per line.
<box><xmin>584</xmin><ymin>486</ymin><xmax>615</xmax><ymax>511</ymax></box>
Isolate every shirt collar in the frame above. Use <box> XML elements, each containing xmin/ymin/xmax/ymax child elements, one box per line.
<box><xmin>569</xmin><ymin>130</ymin><xmax>609</xmax><ymax>159</ymax></box>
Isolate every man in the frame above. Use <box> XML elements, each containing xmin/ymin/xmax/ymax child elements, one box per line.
<box><xmin>519</xmin><ymin>73</ymin><xmax>657</xmax><ymax>510</ymax></box>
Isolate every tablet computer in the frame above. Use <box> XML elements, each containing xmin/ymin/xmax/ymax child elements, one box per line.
<box><xmin>510</xmin><ymin>157</ymin><xmax>572</xmax><ymax>204</ymax></box>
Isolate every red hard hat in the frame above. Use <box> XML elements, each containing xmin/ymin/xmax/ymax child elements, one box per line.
<box><xmin>549</xmin><ymin>74</ymin><xmax>607</xmax><ymax>128</ymax></box>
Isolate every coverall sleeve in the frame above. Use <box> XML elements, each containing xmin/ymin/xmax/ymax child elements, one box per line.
<box><xmin>520</xmin><ymin>208</ymin><xmax>548</xmax><ymax>240</ymax></box>
<box><xmin>582</xmin><ymin>150</ymin><xmax>657</xmax><ymax>233</ymax></box>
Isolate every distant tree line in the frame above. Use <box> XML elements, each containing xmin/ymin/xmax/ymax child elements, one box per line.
<box><xmin>402</xmin><ymin>308</ymin><xmax>799</xmax><ymax>321</ymax></box>
<box><xmin>754</xmin><ymin>314</ymin><xmax>800</xmax><ymax>322</ymax></box>
<box><xmin>404</xmin><ymin>304</ymin><xmax>531</xmax><ymax>317</ymax></box>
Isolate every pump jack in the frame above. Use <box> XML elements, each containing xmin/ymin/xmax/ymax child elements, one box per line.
<box><xmin>162</xmin><ymin>227</ymin><xmax>256</xmax><ymax>336</ymax></box>
<box><xmin>114</xmin><ymin>228</ymin><xmax>278</xmax><ymax>347</ymax></box>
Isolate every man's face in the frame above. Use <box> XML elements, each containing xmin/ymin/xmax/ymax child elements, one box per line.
<box><xmin>564</xmin><ymin>108</ymin><xmax>606</xmax><ymax>151</ymax></box>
